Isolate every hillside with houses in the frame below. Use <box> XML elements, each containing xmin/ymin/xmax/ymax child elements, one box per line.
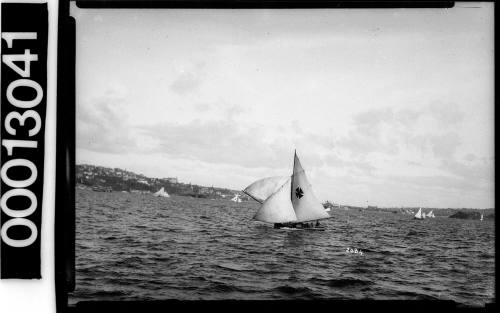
<box><xmin>76</xmin><ymin>164</ymin><xmax>251</xmax><ymax>200</ymax></box>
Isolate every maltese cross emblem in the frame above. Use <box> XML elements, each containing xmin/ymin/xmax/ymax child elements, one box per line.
<box><xmin>295</xmin><ymin>187</ymin><xmax>304</xmax><ymax>199</ymax></box>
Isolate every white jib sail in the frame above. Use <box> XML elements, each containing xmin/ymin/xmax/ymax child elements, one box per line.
<box><xmin>290</xmin><ymin>152</ymin><xmax>330</xmax><ymax>222</ymax></box>
<box><xmin>253</xmin><ymin>177</ymin><xmax>297</xmax><ymax>223</ymax></box>
<box><xmin>243</xmin><ymin>176</ymin><xmax>290</xmax><ymax>203</ymax></box>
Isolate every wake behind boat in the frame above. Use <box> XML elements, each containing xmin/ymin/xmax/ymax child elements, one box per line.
<box><xmin>242</xmin><ymin>151</ymin><xmax>331</xmax><ymax>230</ymax></box>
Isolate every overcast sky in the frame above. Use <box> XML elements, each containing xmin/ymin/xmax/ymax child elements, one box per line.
<box><xmin>71</xmin><ymin>3</ymin><xmax>494</xmax><ymax>208</ymax></box>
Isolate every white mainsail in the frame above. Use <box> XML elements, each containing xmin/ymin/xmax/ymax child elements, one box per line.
<box><xmin>154</xmin><ymin>187</ymin><xmax>170</xmax><ymax>198</ymax></box>
<box><xmin>428</xmin><ymin>210</ymin><xmax>435</xmax><ymax>218</ymax></box>
<box><xmin>291</xmin><ymin>152</ymin><xmax>331</xmax><ymax>222</ymax></box>
<box><xmin>480</xmin><ymin>214</ymin><xmax>484</xmax><ymax>221</ymax></box>
<box><xmin>414</xmin><ymin>207</ymin><xmax>423</xmax><ymax>219</ymax></box>
<box><xmin>243</xmin><ymin>176</ymin><xmax>290</xmax><ymax>203</ymax></box>
<box><xmin>253</xmin><ymin>177</ymin><xmax>297</xmax><ymax>223</ymax></box>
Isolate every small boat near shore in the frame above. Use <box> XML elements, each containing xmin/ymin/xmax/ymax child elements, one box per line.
<box><xmin>154</xmin><ymin>187</ymin><xmax>170</xmax><ymax>198</ymax></box>
<box><xmin>231</xmin><ymin>194</ymin><xmax>242</xmax><ymax>203</ymax></box>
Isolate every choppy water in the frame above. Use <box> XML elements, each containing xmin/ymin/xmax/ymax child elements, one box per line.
<box><xmin>69</xmin><ymin>189</ymin><xmax>495</xmax><ymax>306</ymax></box>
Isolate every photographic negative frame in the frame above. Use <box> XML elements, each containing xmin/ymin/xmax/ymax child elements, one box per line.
<box><xmin>48</xmin><ymin>1</ymin><xmax>496</xmax><ymax>312</ymax></box>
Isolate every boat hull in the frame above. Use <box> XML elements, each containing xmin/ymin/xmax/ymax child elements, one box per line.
<box><xmin>274</xmin><ymin>222</ymin><xmax>326</xmax><ymax>230</ymax></box>
<box><xmin>278</xmin><ymin>226</ymin><xmax>325</xmax><ymax>231</ymax></box>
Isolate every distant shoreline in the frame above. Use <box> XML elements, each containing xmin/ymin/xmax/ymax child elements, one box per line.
<box><xmin>76</xmin><ymin>163</ymin><xmax>495</xmax><ymax>212</ymax></box>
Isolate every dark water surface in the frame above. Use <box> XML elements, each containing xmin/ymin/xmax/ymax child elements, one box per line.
<box><xmin>69</xmin><ymin>189</ymin><xmax>495</xmax><ymax>306</ymax></box>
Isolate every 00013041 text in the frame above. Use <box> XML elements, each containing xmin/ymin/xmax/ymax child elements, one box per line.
<box><xmin>1</xmin><ymin>32</ymin><xmax>44</xmax><ymax>248</ymax></box>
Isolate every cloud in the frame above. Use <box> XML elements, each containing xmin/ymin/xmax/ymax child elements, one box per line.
<box><xmin>429</xmin><ymin>132</ymin><xmax>461</xmax><ymax>159</ymax></box>
<box><xmin>404</xmin><ymin>132</ymin><xmax>461</xmax><ymax>159</ymax></box>
<box><xmin>76</xmin><ymin>87</ymin><xmax>137</xmax><ymax>154</ymax></box>
<box><xmin>193</xmin><ymin>98</ymin><xmax>249</xmax><ymax>119</ymax></box>
<box><xmin>323</xmin><ymin>153</ymin><xmax>376</xmax><ymax>175</ymax></box>
<box><xmin>320</xmin><ymin>102</ymin><xmax>492</xmax><ymax>197</ymax></box>
<box><xmin>352</xmin><ymin>107</ymin><xmax>394</xmax><ymax>134</ymax></box>
<box><xmin>224</xmin><ymin>103</ymin><xmax>248</xmax><ymax>119</ymax></box>
<box><xmin>335</xmin><ymin>102</ymin><xmax>465</xmax><ymax>159</ymax></box>
<box><xmin>169</xmin><ymin>62</ymin><xmax>206</xmax><ymax>96</ymax></box>
<box><xmin>439</xmin><ymin>158</ymin><xmax>493</xmax><ymax>183</ymax></box>
<box><xmin>136</xmin><ymin>120</ymin><xmax>292</xmax><ymax>170</ymax></box>
<box><xmin>427</xmin><ymin>101</ymin><xmax>465</xmax><ymax>126</ymax></box>
<box><xmin>464</xmin><ymin>153</ymin><xmax>476</xmax><ymax>162</ymax></box>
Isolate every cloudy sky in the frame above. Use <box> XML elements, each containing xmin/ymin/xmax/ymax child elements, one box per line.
<box><xmin>71</xmin><ymin>3</ymin><xmax>494</xmax><ymax>208</ymax></box>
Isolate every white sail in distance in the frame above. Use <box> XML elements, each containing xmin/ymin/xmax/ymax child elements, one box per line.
<box><xmin>290</xmin><ymin>152</ymin><xmax>330</xmax><ymax>222</ymax></box>
<box><xmin>154</xmin><ymin>187</ymin><xmax>170</xmax><ymax>198</ymax></box>
<box><xmin>243</xmin><ymin>176</ymin><xmax>290</xmax><ymax>203</ymax></box>
<box><xmin>415</xmin><ymin>208</ymin><xmax>422</xmax><ymax>219</ymax></box>
<box><xmin>231</xmin><ymin>194</ymin><xmax>242</xmax><ymax>202</ymax></box>
<box><xmin>253</xmin><ymin>177</ymin><xmax>297</xmax><ymax>223</ymax></box>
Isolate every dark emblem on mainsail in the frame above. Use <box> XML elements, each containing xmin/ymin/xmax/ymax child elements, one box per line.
<box><xmin>295</xmin><ymin>187</ymin><xmax>304</xmax><ymax>199</ymax></box>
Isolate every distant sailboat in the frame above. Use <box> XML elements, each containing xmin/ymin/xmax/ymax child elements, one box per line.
<box><xmin>243</xmin><ymin>151</ymin><xmax>331</xmax><ymax>229</ymax></box>
<box><xmin>428</xmin><ymin>210</ymin><xmax>435</xmax><ymax>218</ymax></box>
<box><xmin>153</xmin><ymin>187</ymin><xmax>170</xmax><ymax>198</ymax></box>
<box><xmin>480</xmin><ymin>213</ymin><xmax>484</xmax><ymax>221</ymax></box>
<box><xmin>231</xmin><ymin>194</ymin><xmax>242</xmax><ymax>203</ymax></box>
<box><xmin>414</xmin><ymin>207</ymin><xmax>424</xmax><ymax>220</ymax></box>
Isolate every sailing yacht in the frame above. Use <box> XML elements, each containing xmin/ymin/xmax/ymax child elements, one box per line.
<box><xmin>414</xmin><ymin>207</ymin><xmax>424</xmax><ymax>220</ymax></box>
<box><xmin>243</xmin><ymin>151</ymin><xmax>331</xmax><ymax>230</ymax></box>
<box><xmin>231</xmin><ymin>194</ymin><xmax>242</xmax><ymax>203</ymax></box>
<box><xmin>153</xmin><ymin>187</ymin><xmax>170</xmax><ymax>198</ymax></box>
<box><xmin>480</xmin><ymin>213</ymin><xmax>484</xmax><ymax>221</ymax></box>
